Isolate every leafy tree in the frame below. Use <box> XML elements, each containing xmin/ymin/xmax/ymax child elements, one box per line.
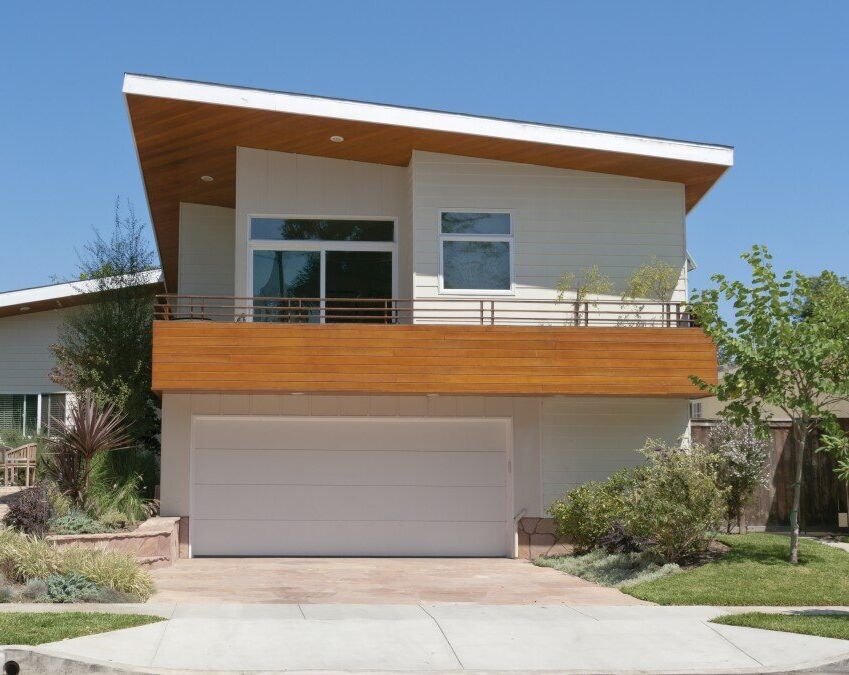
<box><xmin>556</xmin><ymin>265</ymin><xmax>614</xmax><ymax>325</ymax></box>
<box><xmin>690</xmin><ymin>246</ymin><xmax>849</xmax><ymax>563</ymax></box>
<box><xmin>622</xmin><ymin>256</ymin><xmax>681</xmax><ymax>301</ymax></box>
<box><xmin>707</xmin><ymin>420</ymin><xmax>770</xmax><ymax>534</ymax></box>
<box><xmin>50</xmin><ymin>200</ymin><xmax>160</xmax><ymax>457</ymax></box>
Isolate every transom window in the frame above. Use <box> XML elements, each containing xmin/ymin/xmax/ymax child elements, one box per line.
<box><xmin>249</xmin><ymin>216</ymin><xmax>395</xmax><ymax>323</ymax></box>
<box><xmin>439</xmin><ymin>211</ymin><xmax>513</xmax><ymax>293</ymax></box>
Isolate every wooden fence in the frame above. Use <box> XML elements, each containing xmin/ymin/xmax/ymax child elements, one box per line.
<box><xmin>691</xmin><ymin>420</ymin><xmax>848</xmax><ymax>530</ymax></box>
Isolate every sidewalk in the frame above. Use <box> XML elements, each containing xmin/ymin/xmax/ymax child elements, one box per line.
<box><xmin>3</xmin><ymin>604</ymin><xmax>849</xmax><ymax>673</ymax></box>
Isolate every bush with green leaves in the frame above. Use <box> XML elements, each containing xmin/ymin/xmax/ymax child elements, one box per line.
<box><xmin>48</xmin><ymin>512</ymin><xmax>108</xmax><ymax>535</ymax></box>
<box><xmin>3</xmin><ymin>486</ymin><xmax>52</xmax><ymax>537</ymax></box>
<box><xmin>0</xmin><ymin>531</ymin><xmax>154</xmax><ymax>601</ymax></box>
<box><xmin>549</xmin><ymin>439</ymin><xmax>727</xmax><ymax>564</ymax></box>
<box><xmin>548</xmin><ymin>469</ymin><xmax>636</xmax><ymax>553</ymax></box>
<box><xmin>628</xmin><ymin>440</ymin><xmax>726</xmax><ymax>563</ymax></box>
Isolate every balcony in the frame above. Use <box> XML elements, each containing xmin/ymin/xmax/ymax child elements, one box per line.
<box><xmin>151</xmin><ymin>295</ymin><xmax>718</xmax><ymax>397</ymax></box>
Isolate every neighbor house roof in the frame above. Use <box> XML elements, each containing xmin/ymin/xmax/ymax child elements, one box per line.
<box><xmin>0</xmin><ymin>269</ymin><xmax>164</xmax><ymax>318</ymax></box>
<box><xmin>123</xmin><ymin>73</ymin><xmax>735</xmax><ymax>290</ymax></box>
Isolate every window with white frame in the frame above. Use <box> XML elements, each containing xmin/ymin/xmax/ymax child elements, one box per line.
<box><xmin>439</xmin><ymin>211</ymin><xmax>513</xmax><ymax>292</ymax></box>
<box><xmin>248</xmin><ymin>217</ymin><xmax>395</xmax><ymax>323</ymax></box>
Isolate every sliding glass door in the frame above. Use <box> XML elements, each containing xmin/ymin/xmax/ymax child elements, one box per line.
<box><xmin>250</xmin><ymin>217</ymin><xmax>395</xmax><ymax>323</ymax></box>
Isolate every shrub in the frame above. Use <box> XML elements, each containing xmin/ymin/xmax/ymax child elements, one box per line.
<box><xmin>41</xmin><ymin>398</ymin><xmax>131</xmax><ymax>509</ymax></box>
<box><xmin>535</xmin><ymin>549</ymin><xmax>680</xmax><ymax>588</ymax></box>
<box><xmin>49</xmin><ymin>512</ymin><xmax>108</xmax><ymax>535</ymax></box>
<box><xmin>3</xmin><ymin>487</ymin><xmax>52</xmax><ymax>537</ymax></box>
<box><xmin>0</xmin><ymin>585</ymin><xmax>13</xmax><ymax>603</ymax></box>
<box><xmin>628</xmin><ymin>440</ymin><xmax>726</xmax><ymax>563</ymax></box>
<box><xmin>708</xmin><ymin>420</ymin><xmax>770</xmax><ymax>533</ymax></box>
<box><xmin>45</xmin><ymin>572</ymin><xmax>101</xmax><ymax>603</ymax></box>
<box><xmin>548</xmin><ymin>469</ymin><xmax>635</xmax><ymax>553</ymax></box>
<box><xmin>0</xmin><ymin>531</ymin><xmax>154</xmax><ymax>601</ymax></box>
<box><xmin>18</xmin><ymin>578</ymin><xmax>49</xmax><ymax>602</ymax></box>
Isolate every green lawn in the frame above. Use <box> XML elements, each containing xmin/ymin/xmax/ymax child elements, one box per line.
<box><xmin>713</xmin><ymin>612</ymin><xmax>849</xmax><ymax>640</ymax></box>
<box><xmin>624</xmin><ymin>533</ymin><xmax>849</xmax><ymax>605</ymax></box>
<box><xmin>0</xmin><ymin>612</ymin><xmax>163</xmax><ymax>645</ymax></box>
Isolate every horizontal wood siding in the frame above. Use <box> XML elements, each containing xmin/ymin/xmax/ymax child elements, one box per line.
<box><xmin>152</xmin><ymin>322</ymin><xmax>717</xmax><ymax>396</ymax></box>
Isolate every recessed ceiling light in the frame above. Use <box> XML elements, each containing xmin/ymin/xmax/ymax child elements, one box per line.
<box><xmin>201</xmin><ymin>175</ymin><xmax>214</xmax><ymax>182</ymax></box>
<box><xmin>426</xmin><ymin>393</ymin><xmax>440</xmax><ymax>398</ymax></box>
<box><xmin>19</xmin><ymin>306</ymin><xmax>30</xmax><ymax>312</ymax></box>
<box><xmin>329</xmin><ymin>135</ymin><xmax>344</xmax><ymax>143</ymax></box>
<box><xmin>290</xmin><ymin>392</ymin><xmax>305</xmax><ymax>396</ymax></box>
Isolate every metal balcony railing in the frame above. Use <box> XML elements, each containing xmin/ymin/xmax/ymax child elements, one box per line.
<box><xmin>154</xmin><ymin>295</ymin><xmax>696</xmax><ymax>327</ymax></box>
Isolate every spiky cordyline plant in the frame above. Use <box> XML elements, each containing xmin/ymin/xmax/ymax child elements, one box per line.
<box><xmin>44</xmin><ymin>398</ymin><xmax>132</xmax><ymax>509</ymax></box>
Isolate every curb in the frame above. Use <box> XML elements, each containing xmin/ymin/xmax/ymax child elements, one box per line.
<box><xmin>5</xmin><ymin>646</ymin><xmax>849</xmax><ymax>675</ymax></box>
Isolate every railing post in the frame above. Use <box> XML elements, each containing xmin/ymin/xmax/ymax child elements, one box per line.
<box><xmin>583</xmin><ymin>301</ymin><xmax>589</xmax><ymax>326</ymax></box>
<box><xmin>490</xmin><ymin>300</ymin><xmax>495</xmax><ymax>326</ymax></box>
<box><xmin>480</xmin><ymin>300</ymin><xmax>484</xmax><ymax>326</ymax></box>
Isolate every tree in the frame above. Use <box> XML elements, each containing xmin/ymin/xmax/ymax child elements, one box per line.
<box><xmin>689</xmin><ymin>246</ymin><xmax>849</xmax><ymax>563</ymax></box>
<box><xmin>50</xmin><ymin>200</ymin><xmax>160</xmax><ymax>457</ymax></box>
<box><xmin>707</xmin><ymin>420</ymin><xmax>770</xmax><ymax>534</ymax></box>
<box><xmin>622</xmin><ymin>256</ymin><xmax>681</xmax><ymax>302</ymax></box>
<box><xmin>556</xmin><ymin>266</ymin><xmax>614</xmax><ymax>325</ymax></box>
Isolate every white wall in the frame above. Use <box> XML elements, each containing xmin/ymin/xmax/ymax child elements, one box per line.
<box><xmin>160</xmin><ymin>393</ymin><xmax>541</xmax><ymax>519</ymax></box>
<box><xmin>0</xmin><ymin>309</ymin><xmax>72</xmax><ymax>394</ymax></box>
<box><xmin>160</xmin><ymin>392</ymin><xmax>689</xmax><ymax>520</ymax></box>
<box><xmin>178</xmin><ymin>203</ymin><xmax>236</xmax><ymax>297</ymax></box>
<box><xmin>541</xmin><ymin>396</ymin><xmax>690</xmax><ymax>508</ymax></box>
<box><xmin>234</xmin><ymin>148</ymin><xmax>409</xmax><ymax>297</ymax></box>
<box><xmin>411</xmin><ymin>151</ymin><xmax>687</xmax><ymax>302</ymax></box>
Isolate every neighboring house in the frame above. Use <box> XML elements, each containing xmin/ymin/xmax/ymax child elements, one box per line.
<box><xmin>0</xmin><ymin>271</ymin><xmax>163</xmax><ymax>437</ymax></box>
<box><xmin>124</xmin><ymin>73</ymin><xmax>733</xmax><ymax>558</ymax></box>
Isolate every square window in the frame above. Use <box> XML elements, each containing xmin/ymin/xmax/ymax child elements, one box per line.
<box><xmin>439</xmin><ymin>212</ymin><xmax>512</xmax><ymax>292</ymax></box>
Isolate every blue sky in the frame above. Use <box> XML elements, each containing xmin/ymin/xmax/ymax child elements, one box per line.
<box><xmin>1</xmin><ymin>1</ymin><xmax>846</xmax><ymax>294</ymax></box>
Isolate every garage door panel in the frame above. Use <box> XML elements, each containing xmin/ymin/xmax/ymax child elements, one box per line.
<box><xmin>191</xmin><ymin>519</ymin><xmax>509</xmax><ymax>557</ymax></box>
<box><xmin>193</xmin><ymin>448</ymin><xmax>506</xmax><ymax>487</ymax></box>
<box><xmin>191</xmin><ymin>416</ymin><xmax>510</xmax><ymax>556</ymax></box>
<box><xmin>194</xmin><ymin>417</ymin><xmax>506</xmax><ymax>452</ymax></box>
<box><xmin>193</xmin><ymin>484</ymin><xmax>506</xmax><ymax>522</ymax></box>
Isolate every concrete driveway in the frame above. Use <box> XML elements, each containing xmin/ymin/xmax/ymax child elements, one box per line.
<box><xmin>149</xmin><ymin>557</ymin><xmax>647</xmax><ymax>604</ymax></box>
<box><xmin>7</xmin><ymin>604</ymin><xmax>849</xmax><ymax>673</ymax></box>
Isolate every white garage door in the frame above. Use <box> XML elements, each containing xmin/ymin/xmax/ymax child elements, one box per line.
<box><xmin>190</xmin><ymin>416</ymin><xmax>512</xmax><ymax>556</ymax></box>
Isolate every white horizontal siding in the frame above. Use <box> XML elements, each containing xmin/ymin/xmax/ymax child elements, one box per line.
<box><xmin>178</xmin><ymin>203</ymin><xmax>235</xmax><ymax>297</ymax></box>
<box><xmin>541</xmin><ymin>397</ymin><xmax>690</xmax><ymax>510</ymax></box>
<box><xmin>411</xmin><ymin>151</ymin><xmax>687</xmax><ymax>302</ymax></box>
<box><xmin>0</xmin><ymin>309</ymin><xmax>71</xmax><ymax>393</ymax></box>
<box><xmin>234</xmin><ymin>148</ymin><xmax>410</xmax><ymax>297</ymax></box>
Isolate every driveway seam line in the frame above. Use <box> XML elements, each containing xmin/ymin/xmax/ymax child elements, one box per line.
<box><xmin>146</xmin><ymin>614</ymin><xmax>171</xmax><ymax>668</ymax></box>
<box><xmin>704</xmin><ymin>620</ymin><xmax>765</xmax><ymax>667</ymax></box>
<box><xmin>565</xmin><ymin>604</ymin><xmax>600</xmax><ymax>620</ymax></box>
<box><xmin>297</xmin><ymin>603</ymin><xmax>306</xmax><ymax>619</ymax></box>
<box><xmin>418</xmin><ymin>604</ymin><xmax>464</xmax><ymax>670</ymax></box>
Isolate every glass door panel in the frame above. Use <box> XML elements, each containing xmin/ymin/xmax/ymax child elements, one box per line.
<box><xmin>325</xmin><ymin>251</ymin><xmax>393</xmax><ymax>323</ymax></box>
<box><xmin>253</xmin><ymin>250</ymin><xmax>321</xmax><ymax>322</ymax></box>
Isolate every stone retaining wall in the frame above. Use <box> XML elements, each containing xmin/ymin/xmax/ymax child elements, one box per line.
<box><xmin>517</xmin><ymin>517</ymin><xmax>572</xmax><ymax>560</ymax></box>
<box><xmin>46</xmin><ymin>516</ymin><xmax>180</xmax><ymax>569</ymax></box>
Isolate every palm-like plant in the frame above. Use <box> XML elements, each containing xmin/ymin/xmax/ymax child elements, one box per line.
<box><xmin>43</xmin><ymin>398</ymin><xmax>132</xmax><ymax>508</ymax></box>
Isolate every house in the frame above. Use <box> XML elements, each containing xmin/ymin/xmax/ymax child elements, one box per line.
<box><xmin>0</xmin><ymin>271</ymin><xmax>163</xmax><ymax>437</ymax></box>
<box><xmin>124</xmin><ymin>73</ymin><xmax>732</xmax><ymax>558</ymax></box>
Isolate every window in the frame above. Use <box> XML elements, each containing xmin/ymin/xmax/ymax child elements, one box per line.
<box><xmin>249</xmin><ymin>217</ymin><xmax>395</xmax><ymax>323</ymax></box>
<box><xmin>439</xmin><ymin>211</ymin><xmax>512</xmax><ymax>292</ymax></box>
<box><xmin>0</xmin><ymin>393</ymin><xmax>65</xmax><ymax>437</ymax></box>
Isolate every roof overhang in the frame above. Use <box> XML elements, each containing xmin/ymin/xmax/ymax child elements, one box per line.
<box><xmin>123</xmin><ymin>73</ymin><xmax>734</xmax><ymax>290</ymax></box>
<box><xmin>0</xmin><ymin>270</ymin><xmax>164</xmax><ymax>318</ymax></box>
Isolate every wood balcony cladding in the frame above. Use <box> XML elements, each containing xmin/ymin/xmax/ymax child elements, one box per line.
<box><xmin>152</xmin><ymin>322</ymin><xmax>717</xmax><ymax>397</ymax></box>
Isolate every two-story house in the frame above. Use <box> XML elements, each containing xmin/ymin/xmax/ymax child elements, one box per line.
<box><xmin>125</xmin><ymin>74</ymin><xmax>731</xmax><ymax>558</ymax></box>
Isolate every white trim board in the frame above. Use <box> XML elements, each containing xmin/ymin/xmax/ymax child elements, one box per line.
<box><xmin>123</xmin><ymin>74</ymin><xmax>734</xmax><ymax>167</ymax></box>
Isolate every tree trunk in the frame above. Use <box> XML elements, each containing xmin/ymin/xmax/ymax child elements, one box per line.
<box><xmin>738</xmin><ymin>507</ymin><xmax>747</xmax><ymax>536</ymax></box>
<box><xmin>789</xmin><ymin>421</ymin><xmax>808</xmax><ymax>564</ymax></box>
